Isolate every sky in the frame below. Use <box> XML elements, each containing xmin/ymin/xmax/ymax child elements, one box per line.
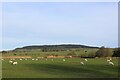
<box><xmin>2</xmin><ymin>2</ymin><xmax>118</xmax><ymax>50</ymax></box>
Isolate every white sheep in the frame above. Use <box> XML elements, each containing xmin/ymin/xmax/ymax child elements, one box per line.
<box><xmin>85</xmin><ymin>59</ymin><xmax>88</xmax><ymax>61</ymax></box>
<box><xmin>32</xmin><ymin>59</ymin><xmax>35</xmax><ymax>60</ymax></box>
<box><xmin>107</xmin><ymin>59</ymin><xmax>110</xmax><ymax>62</ymax></box>
<box><xmin>36</xmin><ymin>59</ymin><xmax>38</xmax><ymax>61</ymax></box>
<box><xmin>81</xmin><ymin>62</ymin><xmax>84</xmax><ymax>65</ymax></box>
<box><xmin>107</xmin><ymin>58</ymin><xmax>112</xmax><ymax>62</ymax></box>
<box><xmin>19</xmin><ymin>59</ymin><xmax>22</xmax><ymax>60</ymax></box>
<box><xmin>9</xmin><ymin>60</ymin><xmax>13</xmax><ymax>63</ymax></box>
<box><xmin>109</xmin><ymin>62</ymin><xmax>114</xmax><ymax>66</ymax></box>
<box><xmin>25</xmin><ymin>59</ymin><xmax>27</xmax><ymax>60</ymax></box>
<box><xmin>12</xmin><ymin>62</ymin><xmax>18</xmax><ymax>65</ymax></box>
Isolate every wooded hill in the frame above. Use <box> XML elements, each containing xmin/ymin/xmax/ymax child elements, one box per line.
<box><xmin>13</xmin><ymin>44</ymin><xmax>99</xmax><ymax>52</ymax></box>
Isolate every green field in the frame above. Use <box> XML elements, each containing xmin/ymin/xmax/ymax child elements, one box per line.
<box><xmin>2</xmin><ymin>58</ymin><xmax>119</xmax><ymax>78</ymax></box>
<box><xmin>2</xmin><ymin>48</ymin><xmax>98</xmax><ymax>57</ymax></box>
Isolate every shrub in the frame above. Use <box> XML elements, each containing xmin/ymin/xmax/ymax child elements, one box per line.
<box><xmin>112</xmin><ymin>48</ymin><xmax>120</xmax><ymax>57</ymax></box>
<box><xmin>96</xmin><ymin>46</ymin><xmax>113</xmax><ymax>57</ymax></box>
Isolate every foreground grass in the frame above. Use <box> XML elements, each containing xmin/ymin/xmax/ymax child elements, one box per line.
<box><xmin>2</xmin><ymin>58</ymin><xmax>119</xmax><ymax>78</ymax></box>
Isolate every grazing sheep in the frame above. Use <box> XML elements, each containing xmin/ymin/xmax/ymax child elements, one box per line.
<box><xmin>107</xmin><ymin>58</ymin><xmax>112</xmax><ymax>62</ymax></box>
<box><xmin>25</xmin><ymin>59</ymin><xmax>27</xmax><ymax>60</ymax></box>
<box><xmin>36</xmin><ymin>59</ymin><xmax>38</xmax><ymax>61</ymax></box>
<box><xmin>12</xmin><ymin>62</ymin><xmax>18</xmax><ymax>65</ymax></box>
<box><xmin>19</xmin><ymin>59</ymin><xmax>22</xmax><ymax>60</ymax></box>
<box><xmin>81</xmin><ymin>62</ymin><xmax>84</xmax><ymax>65</ymax></box>
<box><xmin>9</xmin><ymin>60</ymin><xmax>13</xmax><ymax>63</ymax></box>
<box><xmin>32</xmin><ymin>59</ymin><xmax>35</xmax><ymax>60</ymax></box>
<box><xmin>63</xmin><ymin>59</ymin><xmax>65</xmax><ymax>61</ymax></box>
<box><xmin>109</xmin><ymin>58</ymin><xmax>112</xmax><ymax>62</ymax></box>
<box><xmin>107</xmin><ymin>59</ymin><xmax>110</xmax><ymax>62</ymax></box>
<box><xmin>109</xmin><ymin>62</ymin><xmax>114</xmax><ymax>66</ymax></box>
<box><xmin>85</xmin><ymin>59</ymin><xmax>88</xmax><ymax>61</ymax></box>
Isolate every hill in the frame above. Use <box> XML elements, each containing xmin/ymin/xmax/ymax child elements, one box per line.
<box><xmin>13</xmin><ymin>44</ymin><xmax>99</xmax><ymax>52</ymax></box>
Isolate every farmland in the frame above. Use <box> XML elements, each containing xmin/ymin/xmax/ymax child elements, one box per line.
<box><xmin>2</xmin><ymin>57</ymin><xmax>119</xmax><ymax>78</ymax></box>
<box><xmin>1</xmin><ymin>45</ymin><xmax>119</xmax><ymax>78</ymax></box>
<box><xmin>2</xmin><ymin>48</ymin><xmax>98</xmax><ymax>57</ymax></box>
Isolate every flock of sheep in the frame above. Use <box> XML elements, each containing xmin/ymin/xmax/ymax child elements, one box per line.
<box><xmin>9</xmin><ymin>60</ymin><xmax>17</xmax><ymax>65</ymax></box>
<box><xmin>80</xmin><ymin>58</ymin><xmax>114</xmax><ymax>66</ymax></box>
<box><xmin>0</xmin><ymin>58</ymin><xmax>115</xmax><ymax>66</ymax></box>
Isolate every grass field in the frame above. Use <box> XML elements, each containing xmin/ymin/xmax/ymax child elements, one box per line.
<box><xmin>2</xmin><ymin>48</ymin><xmax>98</xmax><ymax>58</ymax></box>
<box><xmin>2</xmin><ymin>58</ymin><xmax>119</xmax><ymax>78</ymax></box>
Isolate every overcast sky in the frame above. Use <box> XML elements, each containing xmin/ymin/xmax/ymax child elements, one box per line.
<box><xmin>2</xmin><ymin>2</ymin><xmax>118</xmax><ymax>50</ymax></box>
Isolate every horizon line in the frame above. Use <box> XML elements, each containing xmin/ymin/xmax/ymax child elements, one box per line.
<box><xmin>1</xmin><ymin>43</ymin><xmax>118</xmax><ymax>51</ymax></box>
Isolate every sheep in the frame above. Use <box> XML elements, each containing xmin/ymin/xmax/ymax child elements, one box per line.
<box><xmin>107</xmin><ymin>58</ymin><xmax>112</xmax><ymax>62</ymax></box>
<box><xmin>63</xmin><ymin>59</ymin><xmax>65</xmax><ymax>61</ymax></box>
<box><xmin>81</xmin><ymin>62</ymin><xmax>84</xmax><ymax>65</ymax></box>
<box><xmin>109</xmin><ymin>58</ymin><xmax>112</xmax><ymax>62</ymax></box>
<box><xmin>32</xmin><ymin>59</ymin><xmax>35</xmax><ymax>60</ymax></box>
<box><xmin>12</xmin><ymin>62</ymin><xmax>18</xmax><ymax>65</ymax></box>
<box><xmin>45</xmin><ymin>59</ymin><xmax>47</xmax><ymax>61</ymax></box>
<box><xmin>85</xmin><ymin>59</ymin><xmax>88</xmax><ymax>61</ymax></box>
<box><xmin>36</xmin><ymin>59</ymin><xmax>38</xmax><ymax>61</ymax></box>
<box><xmin>19</xmin><ymin>59</ymin><xmax>22</xmax><ymax>60</ymax></box>
<box><xmin>109</xmin><ymin>62</ymin><xmax>114</xmax><ymax>66</ymax></box>
<box><xmin>107</xmin><ymin>59</ymin><xmax>110</xmax><ymax>62</ymax></box>
<box><xmin>9</xmin><ymin>60</ymin><xmax>13</xmax><ymax>63</ymax></box>
<box><xmin>25</xmin><ymin>59</ymin><xmax>27</xmax><ymax>60</ymax></box>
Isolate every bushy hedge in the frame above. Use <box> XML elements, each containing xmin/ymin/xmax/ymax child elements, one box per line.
<box><xmin>96</xmin><ymin>47</ymin><xmax>113</xmax><ymax>57</ymax></box>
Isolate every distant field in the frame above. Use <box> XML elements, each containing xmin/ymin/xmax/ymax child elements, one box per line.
<box><xmin>2</xmin><ymin>48</ymin><xmax>98</xmax><ymax>57</ymax></box>
<box><xmin>2</xmin><ymin>58</ymin><xmax>118</xmax><ymax>78</ymax></box>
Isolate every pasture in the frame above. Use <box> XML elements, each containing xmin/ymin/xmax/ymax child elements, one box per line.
<box><xmin>2</xmin><ymin>48</ymin><xmax>98</xmax><ymax>57</ymax></box>
<box><xmin>2</xmin><ymin>58</ymin><xmax>119</xmax><ymax>78</ymax></box>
